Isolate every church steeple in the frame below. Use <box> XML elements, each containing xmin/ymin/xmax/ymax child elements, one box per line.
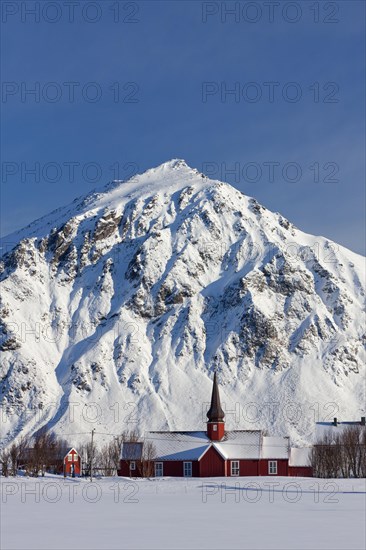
<box><xmin>206</xmin><ymin>372</ymin><xmax>225</xmax><ymax>441</ymax></box>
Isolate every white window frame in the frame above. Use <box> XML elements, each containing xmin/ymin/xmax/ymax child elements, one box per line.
<box><xmin>231</xmin><ymin>460</ymin><xmax>240</xmax><ymax>476</ymax></box>
<box><xmin>183</xmin><ymin>461</ymin><xmax>192</xmax><ymax>477</ymax></box>
<box><xmin>130</xmin><ymin>461</ymin><xmax>136</xmax><ymax>471</ymax></box>
<box><xmin>213</xmin><ymin>424</ymin><xmax>217</xmax><ymax>432</ymax></box>
<box><xmin>68</xmin><ymin>455</ymin><xmax>72</xmax><ymax>462</ymax></box>
<box><xmin>268</xmin><ymin>460</ymin><xmax>278</xmax><ymax>475</ymax></box>
<box><xmin>155</xmin><ymin>462</ymin><xmax>163</xmax><ymax>477</ymax></box>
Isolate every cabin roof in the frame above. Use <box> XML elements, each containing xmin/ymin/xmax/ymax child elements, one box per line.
<box><xmin>63</xmin><ymin>447</ymin><xmax>79</xmax><ymax>460</ymax></box>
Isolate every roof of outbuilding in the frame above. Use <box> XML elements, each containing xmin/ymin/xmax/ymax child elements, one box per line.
<box><xmin>315</xmin><ymin>422</ymin><xmax>366</xmax><ymax>438</ymax></box>
<box><xmin>120</xmin><ymin>442</ymin><xmax>144</xmax><ymax>460</ymax></box>
<box><xmin>289</xmin><ymin>447</ymin><xmax>312</xmax><ymax>467</ymax></box>
<box><xmin>63</xmin><ymin>447</ymin><xmax>79</xmax><ymax>459</ymax></box>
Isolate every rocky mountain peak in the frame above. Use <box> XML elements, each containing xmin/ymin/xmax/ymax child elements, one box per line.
<box><xmin>0</xmin><ymin>161</ymin><xmax>365</xmax><ymax>447</ymax></box>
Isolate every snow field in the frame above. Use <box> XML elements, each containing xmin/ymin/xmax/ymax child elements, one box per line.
<box><xmin>1</xmin><ymin>475</ymin><xmax>365</xmax><ymax>549</ymax></box>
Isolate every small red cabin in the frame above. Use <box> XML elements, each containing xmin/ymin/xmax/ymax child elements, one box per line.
<box><xmin>63</xmin><ymin>448</ymin><xmax>81</xmax><ymax>477</ymax></box>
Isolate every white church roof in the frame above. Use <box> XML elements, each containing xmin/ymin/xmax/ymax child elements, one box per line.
<box><xmin>216</xmin><ymin>431</ymin><xmax>262</xmax><ymax>460</ymax></box>
<box><xmin>144</xmin><ymin>431</ymin><xmax>210</xmax><ymax>461</ymax></box>
<box><xmin>120</xmin><ymin>431</ymin><xmax>293</xmax><ymax>462</ymax></box>
<box><xmin>143</xmin><ymin>430</ymin><xmax>265</xmax><ymax>461</ymax></box>
<box><xmin>261</xmin><ymin>436</ymin><xmax>289</xmax><ymax>459</ymax></box>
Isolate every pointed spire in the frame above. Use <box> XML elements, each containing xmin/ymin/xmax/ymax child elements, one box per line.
<box><xmin>207</xmin><ymin>371</ymin><xmax>225</xmax><ymax>422</ymax></box>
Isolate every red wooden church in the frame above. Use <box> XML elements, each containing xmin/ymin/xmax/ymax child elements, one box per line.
<box><xmin>118</xmin><ymin>373</ymin><xmax>312</xmax><ymax>478</ymax></box>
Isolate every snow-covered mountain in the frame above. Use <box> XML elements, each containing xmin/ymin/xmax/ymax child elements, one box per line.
<box><xmin>1</xmin><ymin>160</ymin><xmax>365</xmax><ymax>447</ymax></box>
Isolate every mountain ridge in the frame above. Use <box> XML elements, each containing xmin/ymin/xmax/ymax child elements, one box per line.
<box><xmin>0</xmin><ymin>160</ymin><xmax>365</xmax><ymax>448</ymax></box>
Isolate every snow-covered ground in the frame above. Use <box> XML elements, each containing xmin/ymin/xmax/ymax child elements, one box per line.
<box><xmin>1</xmin><ymin>475</ymin><xmax>365</xmax><ymax>549</ymax></box>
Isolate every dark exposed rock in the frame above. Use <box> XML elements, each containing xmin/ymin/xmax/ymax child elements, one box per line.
<box><xmin>261</xmin><ymin>256</ymin><xmax>313</xmax><ymax>296</ymax></box>
<box><xmin>48</xmin><ymin>219</ymin><xmax>78</xmax><ymax>265</ymax></box>
<box><xmin>0</xmin><ymin>337</ymin><xmax>21</xmax><ymax>351</ymax></box>
<box><xmin>93</xmin><ymin>209</ymin><xmax>122</xmax><ymax>241</ymax></box>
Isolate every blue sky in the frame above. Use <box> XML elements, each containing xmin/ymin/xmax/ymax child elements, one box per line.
<box><xmin>1</xmin><ymin>0</ymin><xmax>365</xmax><ymax>254</ymax></box>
